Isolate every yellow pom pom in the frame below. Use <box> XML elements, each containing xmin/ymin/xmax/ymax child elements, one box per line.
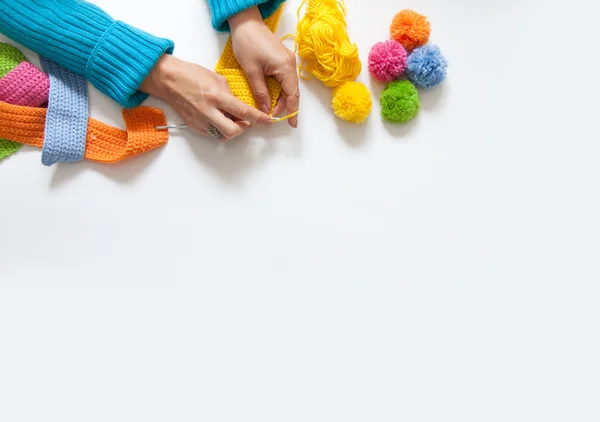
<box><xmin>331</xmin><ymin>81</ymin><xmax>372</xmax><ymax>124</ymax></box>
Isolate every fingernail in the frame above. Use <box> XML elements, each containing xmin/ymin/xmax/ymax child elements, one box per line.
<box><xmin>261</xmin><ymin>105</ymin><xmax>269</xmax><ymax>114</ymax></box>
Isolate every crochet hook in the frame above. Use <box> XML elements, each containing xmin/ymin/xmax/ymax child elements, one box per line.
<box><xmin>156</xmin><ymin>124</ymin><xmax>188</xmax><ymax>130</ymax></box>
<box><xmin>156</xmin><ymin>110</ymin><xmax>298</xmax><ymax>130</ymax></box>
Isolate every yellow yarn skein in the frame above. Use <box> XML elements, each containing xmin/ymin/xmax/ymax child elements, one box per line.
<box><xmin>296</xmin><ymin>0</ymin><xmax>362</xmax><ymax>87</ymax></box>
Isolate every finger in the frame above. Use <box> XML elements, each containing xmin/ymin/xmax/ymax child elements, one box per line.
<box><xmin>223</xmin><ymin>111</ymin><xmax>249</xmax><ymax>124</ymax></box>
<box><xmin>278</xmin><ymin>68</ymin><xmax>300</xmax><ymax>128</ymax></box>
<box><xmin>272</xmin><ymin>95</ymin><xmax>287</xmax><ymax>118</ymax></box>
<box><xmin>186</xmin><ymin>111</ymin><xmax>250</xmax><ymax>139</ymax></box>
<box><xmin>188</xmin><ymin>122</ymin><xmax>250</xmax><ymax>140</ymax></box>
<box><xmin>198</xmin><ymin>121</ymin><xmax>250</xmax><ymax>139</ymax></box>
<box><xmin>220</xmin><ymin>94</ymin><xmax>273</xmax><ymax>126</ymax></box>
<box><xmin>236</xmin><ymin>121</ymin><xmax>251</xmax><ymax>131</ymax></box>
<box><xmin>207</xmin><ymin>110</ymin><xmax>249</xmax><ymax>140</ymax></box>
<box><xmin>185</xmin><ymin>119</ymin><xmax>211</xmax><ymax>137</ymax></box>
<box><xmin>245</xmin><ymin>68</ymin><xmax>272</xmax><ymax>115</ymax></box>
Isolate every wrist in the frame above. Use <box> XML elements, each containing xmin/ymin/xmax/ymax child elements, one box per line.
<box><xmin>228</xmin><ymin>6</ymin><xmax>263</xmax><ymax>31</ymax></box>
<box><xmin>139</xmin><ymin>54</ymin><xmax>179</xmax><ymax>99</ymax></box>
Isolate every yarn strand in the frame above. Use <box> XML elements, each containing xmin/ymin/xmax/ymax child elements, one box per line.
<box><xmin>295</xmin><ymin>0</ymin><xmax>362</xmax><ymax>87</ymax></box>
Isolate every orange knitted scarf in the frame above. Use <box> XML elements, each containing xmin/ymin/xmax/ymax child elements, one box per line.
<box><xmin>0</xmin><ymin>100</ymin><xmax>168</xmax><ymax>163</ymax></box>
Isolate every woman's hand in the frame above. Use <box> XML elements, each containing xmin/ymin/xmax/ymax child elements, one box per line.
<box><xmin>140</xmin><ymin>54</ymin><xmax>273</xmax><ymax>139</ymax></box>
<box><xmin>229</xmin><ymin>6</ymin><xmax>299</xmax><ymax>128</ymax></box>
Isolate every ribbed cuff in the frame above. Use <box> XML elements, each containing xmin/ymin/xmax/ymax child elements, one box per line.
<box><xmin>86</xmin><ymin>21</ymin><xmax>174</xmax><ymax>108</ymax></box>
<box><xmin>209</xmin><ymin>0</ymin><xmax>286</xmax><ymax>32</ymax></box>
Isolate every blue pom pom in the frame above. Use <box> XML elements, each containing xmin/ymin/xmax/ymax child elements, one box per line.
<box><xmin>406</xmin><ymin>45</ymin><xmax>448</xmax><ymax>89</ymax></box>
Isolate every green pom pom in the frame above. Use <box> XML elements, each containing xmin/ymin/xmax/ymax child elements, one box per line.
<box><xmin>380</xmin><ymin>80</ymin><xmax>420</xmax><ymax>123</ymax></box>
<box><xmin>0</xmin><ymin>43</ymin><xmax>27</xmax><ymax>79</ymax></box>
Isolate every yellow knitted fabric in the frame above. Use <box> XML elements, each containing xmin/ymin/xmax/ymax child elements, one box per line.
<box><xmin>215</xmin><ymin>5</ymin><xmax>284</xmax><ymax>112</ymax></box>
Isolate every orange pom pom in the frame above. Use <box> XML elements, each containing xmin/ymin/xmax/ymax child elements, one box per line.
<box><xmin>390</xmin><ymin>9</ymin><xmax>431</xmax><ymax>51</ymax></box>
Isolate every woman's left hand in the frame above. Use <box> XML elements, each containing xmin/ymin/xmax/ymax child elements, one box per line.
<box><xmin>229</xmin><ymin>6</ymin><xmax>299</xmax><ymax>128</ymax></box>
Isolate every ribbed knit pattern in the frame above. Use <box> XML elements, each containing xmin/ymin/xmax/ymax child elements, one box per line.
<box><xmin>0</xmin><ymin>62</ymin><xmax>50</xmax><ymax>107</ymax></box>
<box><xmin>0</xmin><ymin>42</ymin><xmax>169</xmax><ymax>164</ymax></box>
<box><xmin>215</xmin><ymin>5</ymin><xmax>284</xmax><ymax>112</ymax></box>
<box><xmin>0</xmin><ymin>99</ymin><xmax>169</xmax><ymax>163</ymax></box>
<box><xmin>0</xmin><ymin>42</ymin><xmax>26</xmax><ymax>79</ymax></box>
<box><xmin>0</xmin><ymin>0</ymin><xmax>174</xmax><ymax>108</ymax></box>
<box><xmin>209</xmin><ymin>0</ymin><xmax>287</xmax><ymax>31</ymax></box>
<box><xmin>0</xmin><ymin>42</ymin><xmax>39</xmax><ymax>160</ymax></box>
<box><xmin>40</xmin><ymin>56</ymin><xmax>88</xmax><ymax>166</ymax></box>
<box><xmin>0</xmin><ymin>139</ymin><xmax>21</xmax><ymax>161</ymax></box>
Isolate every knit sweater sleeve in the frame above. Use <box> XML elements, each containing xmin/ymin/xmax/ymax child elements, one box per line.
<box><xmin>208</xmin><ymin>0</ymin><xmax>286</xmax><ymax>31</ymax></box>
<box><xmin>0</xmin><ymin>0</ymin><xmax>174</xmax><ymax>108</ymax></box>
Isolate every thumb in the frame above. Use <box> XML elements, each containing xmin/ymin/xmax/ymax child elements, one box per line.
<box><xmin>246</xmin><ymin>68</ymin><xmax>272</xmax><ymax>114</ymax></box>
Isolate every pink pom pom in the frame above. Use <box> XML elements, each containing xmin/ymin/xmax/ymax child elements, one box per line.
<box><xmin>368</xmin><ymin>40</ymin><xmax>408</xmax><ymax>82</ymax></box>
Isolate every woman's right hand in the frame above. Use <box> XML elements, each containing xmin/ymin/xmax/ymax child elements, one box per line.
<box><xmin>140</xmin><ymin>55</ymin><xmax>273</xmax><ymax>139</ymax></box>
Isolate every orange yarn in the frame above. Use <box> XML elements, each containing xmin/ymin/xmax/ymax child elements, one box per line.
<box><xmin>390</xmin><ymin>9</ymin><xmax>431</xmax><ymax>51</ymax></box>
<box><xmin>0</xmin><ymin>100</ymin><xmax>168</xmax><ymax>163</ymax></box>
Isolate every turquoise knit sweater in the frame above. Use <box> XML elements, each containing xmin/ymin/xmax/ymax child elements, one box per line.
<box><xmin>0</xmin><ymin>0</ymin><xmax>285</xmax><ymax>108</ymax></box>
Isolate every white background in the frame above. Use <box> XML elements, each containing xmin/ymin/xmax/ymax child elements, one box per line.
<box><xmin>1</xmin><ymin>0</ymin><xmax>600</xmax><ymax>420</ymax></box>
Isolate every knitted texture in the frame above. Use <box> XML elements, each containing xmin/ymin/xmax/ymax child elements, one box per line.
<box><xmin>0</xmin><ymin>139</ymin><xmax>21</xmax><ymax>160</ymax></box>
<box><xmin>0</xmin><ymin>62</ymin><xmax>50</xmax><ymax>106</ymax></box>
<box><xmin>0</xmin><ymin>100</ymin><xmax>168</xmax><ymax>163</ymax></box>
<box><xmin>0</xmin><ymin>42</ymin><xmax>36</xmax><ymax>160</ymax></box>
<box><xmin>215</xmin><ymin>4</ymin><xmax>283</xmax><ymax>112</ymax></box>
<box><xmin>0</xmin><ymin>0</ymin><xmax>174</xmax><ymax>108</ymax></box>
<box><xmin>0</xmin><ymin>43</ymin><xmax>168</xmax><ymax>164</ymax></box>
<box><xmin>208</xmin><ymin>0</ymin><xmax>286</xmax><ymax>31</ymax></box>
<box><xmin>40</xmin><ymin>56</ymin><xmax>88</xmax><ymax>166</ymax></box>
<box><xmin>0</xmin><ymin>42</ymin><xmax>26</xmax><ymax>78</ymax></box>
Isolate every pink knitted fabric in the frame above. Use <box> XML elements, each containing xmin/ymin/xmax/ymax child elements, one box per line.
<box><xmin>0</xmin><ymin>61</ymin><xmax>49</xmax><ymax>107</ymax></box>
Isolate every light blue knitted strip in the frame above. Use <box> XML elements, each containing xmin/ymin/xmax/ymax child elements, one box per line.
<box><xmin>40</xmin><ymin>56</ymin><xmax>88</xmax><ymax>166</ymax></box>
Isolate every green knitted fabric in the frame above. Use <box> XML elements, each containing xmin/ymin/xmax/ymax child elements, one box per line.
<box><xmin>0</xmin><ymin>139</ymin><xmax>22</xmax><ymax>160</ymax></box>
<box><xmin>380</xmin><ymin>80</ymin><xmax>420</xmax><ymax>123</ymax></box>
<box><xmin>0</xmin><ymin>43</ymin><xmax>28</xmax><ymax>160</ymax></box>
<box><xmin>0</xmin><ymin>42</ymin><xmax>27</xmax><ymax>78</ymax></box>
